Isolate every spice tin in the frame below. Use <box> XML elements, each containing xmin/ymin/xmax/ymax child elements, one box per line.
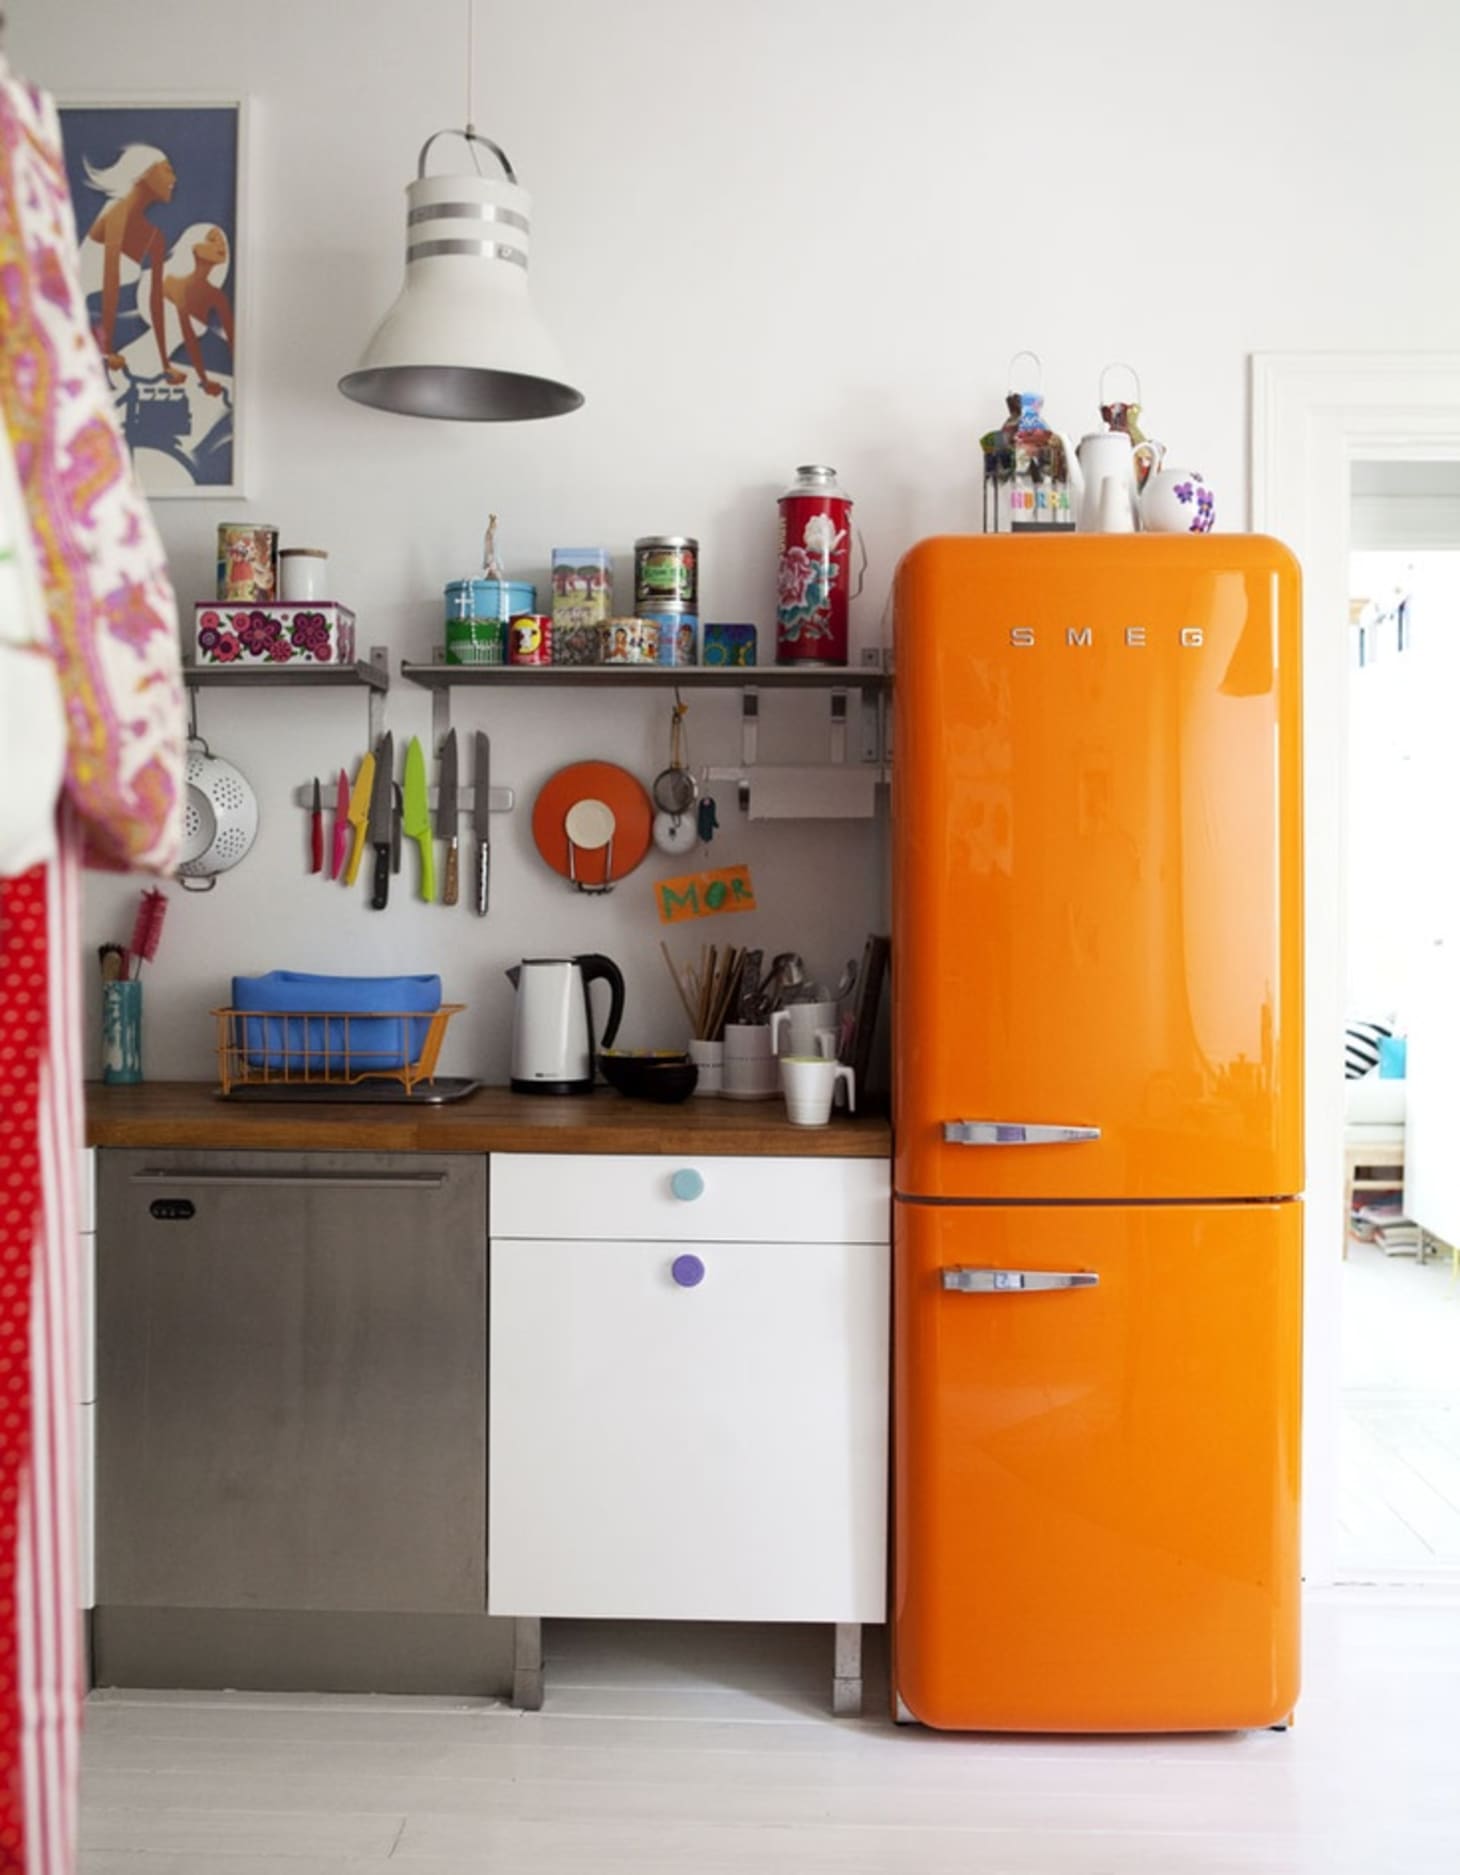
<box><xmin>554</xmin><ymin>623</ymin><xmax>604</xmax><ymax>667</ymax></box>
<box><xmin>634</xmin><ymin>536</ymin><xmax>698</xmax><ymax>608</ymax></box>
<box><xmin>445</xmin><ymin>618</ymin><xmax>505</xmax><ymax>665</ymax></box>
<box><xmin>552</xmin><ymin>549</ymin><xmax>613</xmax><ymax>635</ymax></box>
<box><xmin>702</xmin><ymin>623</ymin><xmax>758</xmax><ymax>668</ymax></box>
<box><xmin>217</xmin><ymin>523</ymin><xmax>279</xmax><ymax>603</ymax></box>
<box><xmin>637</xmin><ymin>609</ymin><xmax>699</xmax><ymax>666</ymax></box>
<box><xmin>508</xmin><ymin>613</ymin><xmax>553</xmax><ymax>665</ymax></box>
<box><xmin>603</xmin><ymin>617</ymin><xmax>659</xmax><ymax>664</ymax></box>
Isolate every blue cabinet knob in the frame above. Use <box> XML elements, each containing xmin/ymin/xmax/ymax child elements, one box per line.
<box><xmin>672</xmin><ymin>1253</ymin><xmax>706</xmax><ymax>1288</ymax></box>
<box><xmin>670</xmin><ymin>1168</ymin><xmax>704</xmax><ymax>1202</ymax></box>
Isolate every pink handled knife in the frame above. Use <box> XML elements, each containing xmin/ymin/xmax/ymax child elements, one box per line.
<box><xmin>330</xmin><ymin>767</ymin><xmax>351</xmax><ymax>880</ymax></box>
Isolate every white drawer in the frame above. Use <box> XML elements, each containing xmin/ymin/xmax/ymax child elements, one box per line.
<box><xmin>488</xmin><ymin>1236</ymin><xmax>888</xmax><ymax>1621</ymax></box>
<box><xmin>491</xmin><ymin>1153</ymin><xmax>889</xmax><ymax>1244</ymax></box>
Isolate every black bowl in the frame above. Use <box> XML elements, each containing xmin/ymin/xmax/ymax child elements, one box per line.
<box><xmin>600</xmin><ymin>1050</ymin><xmax>699</xmax><ymax>1104</ymax></box>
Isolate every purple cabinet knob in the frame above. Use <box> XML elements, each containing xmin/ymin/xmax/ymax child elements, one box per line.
<box><xmin>671</xmin><ymin>1253</ymin><xmax>706</xmax><ymax>1288</ymax></box>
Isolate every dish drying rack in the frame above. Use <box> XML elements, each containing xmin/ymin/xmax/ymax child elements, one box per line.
<box><xmin>213</xmin><ymin>1005</ymin><xmax>475</xmax><ymax>1103</ymax></box>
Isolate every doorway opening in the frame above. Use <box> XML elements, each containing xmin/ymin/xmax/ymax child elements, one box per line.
<box><xmin>1339</xmin><ymin>461</ymin><xmax>1460</xmax><ymax>1580</ymax></box>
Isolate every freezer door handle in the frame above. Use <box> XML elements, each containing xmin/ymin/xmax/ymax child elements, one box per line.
<box><xmin>941</xmin><ymin>1267</ymin><xmax>1100</xmax><ymax>1293</ymax></box>
<box><xmin>943</xmin><ymin>1121</ymin><xmax>1101</xmax><ymax>1145</ymax></box>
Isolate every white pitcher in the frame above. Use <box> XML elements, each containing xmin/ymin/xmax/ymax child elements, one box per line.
<box><xmin>1136</xmin><ymin>442</ymin><xmax>1217</xmax><ymax>534</ymax></box>
<box><xmin>1073</xmin><ymin>430</ymin><xmax>1143</xmax><ymax>533</ymax></box>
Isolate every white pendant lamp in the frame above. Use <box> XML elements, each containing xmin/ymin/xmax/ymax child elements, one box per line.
<box><xmin>339</xmin><ymin>123</ymin><xmax>582</xmax><ymax>422</ymax></box>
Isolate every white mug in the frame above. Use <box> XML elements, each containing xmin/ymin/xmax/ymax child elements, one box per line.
<box><xmin>780</xmin><ymin>1055</ymin><xmax>856</xmax><ymax>1127</ymax></box>
<box><xmin>723</xmin><ymin>1023</ymin><xmax>776</xmax><ymax>1100</ymax></box>
<box><xmin>770</xmin><ymin>1001</ymin><xmax>838</xmax><ymax>1058</ymax></box>
<box><xmin>280</xmin><ymin>549</ymin><xmax>329</xmax><ymax>602</ymax></box>
<box><xmin>688</xmin><ymin>1037</ymin><xmax>723</xmax><ymax>1097</ymax></box>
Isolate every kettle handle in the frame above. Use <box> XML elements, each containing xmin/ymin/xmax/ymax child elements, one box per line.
<box><xmin>577</xmin><ymin>953</ymin><xmax>626</xmax><ymax>1060</ymax></box>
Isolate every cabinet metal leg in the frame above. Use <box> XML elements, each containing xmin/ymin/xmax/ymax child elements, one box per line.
<box><xmin>512</xmin><ymin>1617</ymin><xmax>543</xmax><ymax>1711</ymax></box>
<box><xmin>832</xmin><ymin>1622</ymin><xmax>863</xmax><ymax>1716</ymax></box>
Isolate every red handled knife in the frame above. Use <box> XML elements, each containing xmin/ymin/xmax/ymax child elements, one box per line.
<box><xmin>330</xmin><ymin>768</ymin><xmax>351</xmax><ymax>880</ymax></box>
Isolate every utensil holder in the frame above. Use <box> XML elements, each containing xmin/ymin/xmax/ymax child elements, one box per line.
<box><xmin>688</xmin><ymin>1038</ymin><xmax>724</xmax><ymax>1097</ymax></box>
<box><xmin>102</xmin><ymin>979</ymin><xmax>143</xmax><ymax>1085</ymax></box>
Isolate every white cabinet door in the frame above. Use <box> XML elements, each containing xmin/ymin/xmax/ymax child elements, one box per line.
<box><xmin>488</xmin><ymin>1237</ymin><xmax>888</xmax><ymax>1622</ymax></box>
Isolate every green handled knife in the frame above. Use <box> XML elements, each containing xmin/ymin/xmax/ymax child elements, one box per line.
<box><xmin>402</xmin><ymin>736</ymin><xmax>435</xmax><ymax>903</ymax></box>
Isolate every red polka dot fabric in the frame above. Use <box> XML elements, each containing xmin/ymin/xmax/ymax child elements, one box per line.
<box><xmin>0</xmin><ymin>865</ymin><xmax>48</xmax><ymax>1873</ymax></box>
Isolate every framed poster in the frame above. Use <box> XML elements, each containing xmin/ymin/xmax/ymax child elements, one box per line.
<box><xmin>58</xmin><ymin>99</ymin><xmax>246</xmax><ymax>497</ymax></box>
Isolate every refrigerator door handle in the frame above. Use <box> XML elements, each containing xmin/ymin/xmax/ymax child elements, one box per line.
<box><xmin>941</xmin><ymin>1267</ymin><xmax>1100</xmax><ymax>1293</ymax></box>
<box><xmin>943</xmin><ymin>1121</ymin><xmax>1101</xmax><ymax>1145</ymax></box>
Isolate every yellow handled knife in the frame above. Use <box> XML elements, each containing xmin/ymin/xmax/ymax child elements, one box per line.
<box><xmin>343</xmin><ymin>751</ymin><xmax>375</xmax><ymax>887</ymax></box>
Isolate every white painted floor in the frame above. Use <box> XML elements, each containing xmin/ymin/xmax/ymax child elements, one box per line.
<box><xmin>81</xmin><ymin>1597</ymin><xmax>1460</xmax><ymax>1873</ymax></box>
<box><xmin>1339</xmin><ymin>1237</ymin><xmax>1460</xmax><ymax>1573</ymax></box>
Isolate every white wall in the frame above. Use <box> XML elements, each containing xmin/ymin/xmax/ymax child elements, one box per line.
<box><xmin>17</xmin><ymin>0</ymin><xmax>1460</xmax><ymax>1081</ymax></box>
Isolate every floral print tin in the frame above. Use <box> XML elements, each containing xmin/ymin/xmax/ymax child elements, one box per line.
<box><xmin>194</xmin><ymin>602</ymin><xmax>357</xmax><ymax>667</ymax></box>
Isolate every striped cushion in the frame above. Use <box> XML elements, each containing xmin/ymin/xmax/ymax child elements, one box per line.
<box><xmin>1345</xmin><ymin>1021</ymin><xmax>1392</xmax><ymax>1080</ymax></box>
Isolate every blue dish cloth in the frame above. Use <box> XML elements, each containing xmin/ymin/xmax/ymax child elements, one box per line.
<box><xmin>1378</xmin><ymin>1034</ymin><xmax>1407</xmax><ymax>1080</ymax></box>
<box><xmin>231</xmin><ymin>972</ymin><xmax>442</xmax><ymax>1072</ymax></box>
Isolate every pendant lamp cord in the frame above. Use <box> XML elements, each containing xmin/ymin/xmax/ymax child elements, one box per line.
<box><xmin>464</xmin><ymin>0</ymin><xmax>483</xmax><ymax>173</ymax></box>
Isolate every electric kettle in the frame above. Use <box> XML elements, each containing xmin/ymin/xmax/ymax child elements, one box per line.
<box><xmin>505</xmin><ymin>954</ymin><xmax>625</xmax><ymax>1095</ymax></box>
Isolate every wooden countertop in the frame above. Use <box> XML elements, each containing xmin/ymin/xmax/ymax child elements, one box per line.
<box><xmin>85</xmin><ymin>1082</ymin><xmax>891</xmax><ymax>1158</ymax></box>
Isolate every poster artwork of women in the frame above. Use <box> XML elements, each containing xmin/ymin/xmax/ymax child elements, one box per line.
<box><xmin>59</xmin><ymin>103</ymin><xmax>241</xmax><ymax>495</ymax></box>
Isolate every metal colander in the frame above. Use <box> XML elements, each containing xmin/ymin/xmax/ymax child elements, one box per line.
<box><xmin>178</xmin><ymin>737</ymin><xmax>259</xmax><ymax>890</ymax></box>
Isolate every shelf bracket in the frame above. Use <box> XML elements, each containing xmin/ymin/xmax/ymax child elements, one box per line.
<box><xmin>741</xmin><ymin>688</ymin><xmax>759</xmax><ymax>767</ymax></box>
<box><xmin>829</xmin><ymin>688</ymin><xmax>849</xmax><ymax>765</ymax></box>
<box><xmin>367</xmin><ymin>646</ymin><xmax>389</xmax><ymax>743</ymax></box>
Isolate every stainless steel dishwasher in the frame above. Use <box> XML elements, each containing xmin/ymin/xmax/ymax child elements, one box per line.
<box><xmin>95</xmin><ymin>1148</ymin><xmax>508</xmax><ymax>1695</ymax></box>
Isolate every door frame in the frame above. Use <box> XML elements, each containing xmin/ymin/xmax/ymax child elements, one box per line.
<box><xmin>1250</xmin><ymin>352</ymin><xmax>1460</xmax><ymax>1586</ymax></box>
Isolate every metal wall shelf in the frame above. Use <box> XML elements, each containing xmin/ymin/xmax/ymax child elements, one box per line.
<box><xmin>183</xmin><ymin>648</ymin><xmax>390</xmax><ymax>741</ymax></box>
<box><xmin>399</xmin><ymin>662</ymin><xmax>890</xmax><ymax>691</ymax></box>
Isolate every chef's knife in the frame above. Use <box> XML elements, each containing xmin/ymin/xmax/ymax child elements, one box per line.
<box><xmin>309</xmin><ymin>777</ymin><xmax>323</xmax><ymax>874</ymax></box>
<box><xmin>367</xmin><ymin>732</ymin><xmax>394</xmax><ymax>910</ymax></box>
<box><xmin>402</xmin><ymin>737</ymin><xmax>435</xmax><ymax>903</ymax></box>
<box><xmin>343</xmin><ymin>752</ymin><xmax>375</xmax><ymax>887</ymax></box>
<box><xmin>473</xmin><ymin>730</ymin><xmax>491</xmax><ymax>916</ymax></box>
<box><xmin>391</xmin><ymin>782</ymin><xmax>403</xmax><ymax>874</ymax></box>
<box><xmin>330</xmin><ymin>768</ymin><xmax>351</xmax><ymax>880</ymax></box>
<box><xmin>438</xmin><ymin>729</ymin><xmax>460</xmax><ymax>907</ymax></box>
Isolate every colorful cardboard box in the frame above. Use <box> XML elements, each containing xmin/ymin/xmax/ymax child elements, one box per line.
<box><xmin>194</xmin><ymin>602</ymin><xmax>357</xmax><ymax>667</ymax></box>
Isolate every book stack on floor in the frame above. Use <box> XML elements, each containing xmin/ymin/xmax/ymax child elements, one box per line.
<box><xmin>1350</xmin><ymin>1197</ymin><xmax>1421</xmax><ymax>1256</ymax></box>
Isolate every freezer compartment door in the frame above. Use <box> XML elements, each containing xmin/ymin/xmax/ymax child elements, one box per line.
<box><xmin>893</xmin><ymin>534</ymin><xmax>1303</xmax><ymax>1201</ymax></box>
<box><xmin>893</xmin><ymin>1198</ymin><xmax>1301</xmax><ymax>1732</ymax></box>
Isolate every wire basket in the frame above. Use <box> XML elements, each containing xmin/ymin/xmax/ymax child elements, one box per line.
<box><xmin>213</xmin><ymin>1004</ymin><xmax>465</xmax><ymax>1096</ymax></box>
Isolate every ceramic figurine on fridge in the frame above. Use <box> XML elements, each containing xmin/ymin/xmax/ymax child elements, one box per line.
<box><xmin>891</xmin><ymin>535</ymin><xmax>1303</xmax><ymax>1734</ymax></box>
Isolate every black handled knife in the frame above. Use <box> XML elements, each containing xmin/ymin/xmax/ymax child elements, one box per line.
<box><xmin>474</xmin><ymin>730</ymin><xmax>491</xmax><ymax>915</ymax></box>
<box><xmin>367</xmin><ymin>731</ymin><xmax>394</xmax><ymax>910</ymax></box>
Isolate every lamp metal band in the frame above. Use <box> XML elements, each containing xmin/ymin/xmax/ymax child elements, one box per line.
<box><xmin>406</xmin><ymin>237</ymin><xmax>528</xmax><ymax>269</ymax></box>
<box><xmin>408</xmin><ymin>201</ymin><xmax>530</xmax><ymax>235</ymax></box>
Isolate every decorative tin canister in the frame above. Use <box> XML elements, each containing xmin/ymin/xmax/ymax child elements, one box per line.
<box><xmin>194</xmin><ymin>602</ymin><xmax>357</xmax><ymax>667</ymax></box>
<box><xmin>776</xmin><ymin>465</ymin><xmax>856</xmax><ymax>667</ymax></box>
<box><xmin>552</xmin><ymin>548</ymin><xmax>613</xmax><ymax>642</ymax></box>
<box><xmin>444</xmin><ymin>578</ymin><xmax>536</xmax><ymax>665</ymax></box>
<box><xmin>554</xmin><ymin>623</ymin><xmax>604</xmax><ymax>667</ymax></box>
<box><xmin>508</xmin><ymin>614</ymin><xmax>553</xmax><ymax>666</ymax></box>
<box><xmin>634</xmin><ymin>536</ymin><xmax>698</xmax><ymax>608</ymax></box>
<box><xmin>217</xmin><ymin>523</ymin><xmax>279</xmax><ymax>603</ymax></box>
<box><xmin>638</xmin><ymin>609</ymin><xmax>699</xmax><ymax>666</ymax></box>
<box><xmin>603</xmin><ymin>617</ymin><xmax>659</xmax><ymax>664</ymax></box>
<box><xmin>702</xmin><ymin>623</ymin><xmax>758</xmax><ymax>668</ymax></box>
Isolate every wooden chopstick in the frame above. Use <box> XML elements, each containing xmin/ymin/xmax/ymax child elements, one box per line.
<box><xmin>661</xmin><ymin>940</ymin><xmax>698</xmax><ymax>1026</ymax></box>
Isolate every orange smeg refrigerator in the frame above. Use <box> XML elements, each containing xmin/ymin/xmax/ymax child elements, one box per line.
<box><xmin>892</xmin><ymin>536</ymin><xmax>1303</xmax><ymax>1732</ymax></box>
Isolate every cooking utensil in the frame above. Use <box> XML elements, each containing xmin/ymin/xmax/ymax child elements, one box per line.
<box><xmin>177</xmin><ymin>736</ymin><xmax>260</xmax><ymax>892</ymax></box>
<box><xmin>343</xmin><ymin>752</ymin><xmax>375</xmax><ymax>887</ymax></box>
<box><xmin>403</xmin><ymin>737</ymin><xmax>435</xmax><ymax>903</ymax></box>
<box><xmin>391</xmin><ymin>783</ymin><xmax>403</xmax><ymax>874</ymax></box>
<box><xmin>309</xmin><ymin>777</ymin><xmax>323</xmax><ymax>874</ymax></box>
<box><xmin>367</xmin><ymin>733</ymin><xmax>394</xmax><ymax>910</ymax></box>
<box><xmin>531</xmin><ymin>761</ymin><xmax>652</xmax><ymax>891</ymax></box>
<box><xmin>599</xmin><ymin>1050</ymin><xmax>698</xmax><ymax>1104</ymax></box>
<box><xmin>652</xmin><ymin>699</ymin><xmax>698</xmax><ymax>815</ymax></box>
<box><xmin>474</xmin><ymin>730</ymin><xmax>491</xmax><ymax>916</ymax></box>
<box><xmin>438</xmin><ymin>729</ymin><xmax>460</xmax><ymax>906</ymax></box>
<box><xmin>330</xmin><ymin>769</ymin><xmax>350</xmax><ymax>880</ymax></box>
<box><xmin>564</xmin><ymin>796</ymin><xmax>616</xmax><ymax>890</ymax></box>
